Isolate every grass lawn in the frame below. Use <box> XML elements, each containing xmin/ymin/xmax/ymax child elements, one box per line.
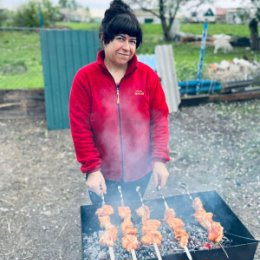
<box><xmin>181</xmin><ymin>23</ymin><xmax>255</xmax><ymax>37</ymax></box>
<box><xmin>0</xmin><ymin>30</ymin><xmax>43</xmax><ymax>89</ymax></box>
<box><xmin>0</xmin><ymin>23</ymin><xmax>260</xmax><ymax>89</ymax></box>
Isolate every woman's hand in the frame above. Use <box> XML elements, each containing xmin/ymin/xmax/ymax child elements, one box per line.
<box><xmin>86</xmin><ymin>170</ymin><xmax>107</xmax><ymax>196</ymax></box>
<box><xmin>152</xmin><ymin>161</ymin><xmax>169</xmax><ymax>188</ymax></box>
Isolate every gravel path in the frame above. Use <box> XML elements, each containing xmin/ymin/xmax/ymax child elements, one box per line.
<box><xmin>0</xmin><ymin>100</ymin><xmax>259</xmax><ymax>260</ymax></box>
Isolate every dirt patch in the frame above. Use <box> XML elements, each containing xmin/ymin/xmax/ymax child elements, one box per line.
<box><xmin>0</xmin><ymin>100</ymin><xmax>259</xmax><ymax>260</ymax></box>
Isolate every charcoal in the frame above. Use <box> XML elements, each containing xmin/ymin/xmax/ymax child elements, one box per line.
<box><xmin>82</xmin><ymin>221</ymin><xmax>231</xmax><ymax>260</ymax></box>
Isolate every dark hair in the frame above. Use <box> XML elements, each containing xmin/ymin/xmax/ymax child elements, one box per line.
<box><xmin>100</xmin><ymin>0</ymin><xmax>142</xmax><ymax>48</ymax></box>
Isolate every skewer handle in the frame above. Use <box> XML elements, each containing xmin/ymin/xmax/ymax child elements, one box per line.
<box><xmin>153</xmin><ymin>243</ymin><xmax>162</xmax><ymax>260</ymax></box>
<box><xmin>109</xmin><ymin>246</ymin><xmax>115</xmax><ymax>260</ymax></box>
<box><xmin>131</xmin><ymin>249</ymin><xmax>137</xmax><ymax>260</ymax></box>
<box><xmin>184</xmin><ymin>246</ymin><xmax>193</xmax><ymax>260</ymax></box>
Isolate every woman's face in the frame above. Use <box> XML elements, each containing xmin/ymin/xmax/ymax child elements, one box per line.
<box><xmin>104</xmin><ymin>34</ymin><xmax>137</xmax><ymax>66</ymax></box>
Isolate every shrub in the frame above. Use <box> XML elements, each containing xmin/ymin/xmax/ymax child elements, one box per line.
<box><xmin>13</xmin><ymin>0</ymin><xmax>61</xmax><ymax>27</ymax></box>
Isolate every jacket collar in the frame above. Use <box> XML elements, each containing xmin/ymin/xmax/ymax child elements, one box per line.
<box><xmin>97</xmin><ymin>50</ymin><xmax>138</xmax><ymax>77</ymax></box>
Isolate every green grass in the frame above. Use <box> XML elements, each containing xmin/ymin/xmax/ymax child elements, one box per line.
<box><xmin>181</xmin><ymin>23</ymin><xmax>259</xmax><ymax>37</ymax></box>
<box><xmin>0</xmin><ymin>31</ymin><xmax>43</xmax><ymax>89</ymax></box>
<box><xmin>1</xmin><ymin>22</ymin><xmax>260</xmax><ymax>89</ymax></box>
<box><xmin>56</xmin><ymin>22</ymin><xmax>99</xmax><ymax>30</ymax></box>
<box><xmin>173</xmin><ymin>42</ymin><xmax>259</xmax><ymax>81</ymax></box>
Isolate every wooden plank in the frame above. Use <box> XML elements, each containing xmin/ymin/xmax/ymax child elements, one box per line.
<box><xmin>180</xmin><ymin>90</ymin><xmax>260</xmax><ymax>106</ymax></box>
<box><xmin>0</xmin><ymin>89</ymin><xmax>45</xmax><ymax>119</ymax></box>
<box><xmin>180</xmin><ymin>94</ymin><xmax>210</xmax><ymax>106</ymax></box>
<box><xmin>1</xmin><ymin>88</ymin><xmax>258</xmax><ymax>119</ymax></box>
<box><xmin>209</xmin><ymin>90</ymin><xmax>260</xmax><ymax>102</ymax></box>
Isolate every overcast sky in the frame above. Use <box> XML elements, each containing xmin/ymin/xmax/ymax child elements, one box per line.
<box><xmin>0</xmin><ymin>0</ymin><xmax>249</xmax><ymax>15</ymax></box>
<box><xmin>0</xmin><ymin>0</ymin><xmax>109</xmax><ymax>10</ymax></box>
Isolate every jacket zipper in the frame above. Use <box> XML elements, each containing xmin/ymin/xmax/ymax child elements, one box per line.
<box><xmin>116</xmin><ymin>85</ymin><xmax>125</xmax><ymax>180</ymax></box>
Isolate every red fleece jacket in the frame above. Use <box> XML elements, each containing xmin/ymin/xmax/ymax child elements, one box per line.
<box><xmin>69</xmin><ymin>50</ymin><xmax>170</xmax><ymax>182</ymax></box>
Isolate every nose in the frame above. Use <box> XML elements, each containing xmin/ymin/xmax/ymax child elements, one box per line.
<box><xmin>122</xmin><ymin>40</ymin><xmax>130</xmax><ymax>50</ymax></box>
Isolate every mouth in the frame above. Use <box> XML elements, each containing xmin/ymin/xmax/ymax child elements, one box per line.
<box><xmin>117</xmin><ymin>52</ymin><xmax>130</xmax><ymax>57</ymax></box>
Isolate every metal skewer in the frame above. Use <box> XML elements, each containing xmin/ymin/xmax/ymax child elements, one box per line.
<box><xmin>108</xmin><ymin>246</ymin><xmax>115</xmax><ymax>260</ymax></box>
<box><xmin>136</xmin><ymin>186</ymin><xmax>162</xmax><ymax>260</ymax></box>
<box><xmin>118</xmin><ymin>186</ymin><xmax>125</xmax><ymax>207</ymax></box>
<box><xmin>153</xmin><ymin>242</ymin><xmax>162</xmax><ymax>260</ymax></box>
<box><xmin>157</xmin><ymin>186</ymin><xmax>193</xmax><ymax>260</ymax></box>
<box><xmin>219</xmin><ymin>242</ymin><xmax>229</xmax><ymax>259</ymax></box>
<box><xmin>178</xmin><ymin>183</ymin><xmax>229</xmax><ymax>259</ymax></box>
<box><xmin>130</xmin><ymin>249</ymin><xmax>137</xmax><ymax>260</ymax></box>
<box><xmin>99</xmin><ymin>186</ymin><xmax>116</xmax><ymax>260</ymax></box>
<box><xmin>118</xmin><ymin>186</ymin><xmax>137</xmax><ymax>260</ymax></box>
<box><xmin>179</xmin><ymin>182</ymin><xmax>193</xmax><ymax>201</ymax></box>
<box><xmin>157</xmin><ymin>185</ymin><xmax>169</xmax><ymax>209</ymax></box>
<box><xmin>100</xmin><ymin>187</ymin><xmax>105</xmax><ymax>206</ymax></box>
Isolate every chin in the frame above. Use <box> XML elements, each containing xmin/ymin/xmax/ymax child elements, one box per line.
<box><xmin>117</xmin><ymin>59</ymin><xmax>130</xmax><ymax>65</ymax></box>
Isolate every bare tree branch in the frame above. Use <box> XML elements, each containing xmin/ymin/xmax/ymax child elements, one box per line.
<box><xmin>127</xmin><ymin>0</ymin><xmax>211</xmax><ymax>41</ymax></box>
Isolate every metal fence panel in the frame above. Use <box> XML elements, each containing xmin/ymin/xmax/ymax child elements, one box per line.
<box><xmin>40</xmin><ymin>29</ymin><xmax>99</xmax><ymax>130</ymax></box>
<box><xmin>155</xmin><ymin>45</ymin><xmax>181</xmax><ymax>113</ymax></box>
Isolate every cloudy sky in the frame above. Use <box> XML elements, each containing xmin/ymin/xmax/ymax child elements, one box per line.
<box><xmin>0</xmin><ymin>0</ymin><xmax>248</xmax><ymax>16</ymax></box>
<box><xmin>0</xmin><ymin>0</ymin><xmax>108</xmax><ymax>9</ymax></box>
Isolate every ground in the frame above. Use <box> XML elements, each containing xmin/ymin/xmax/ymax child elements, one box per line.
<box><xmin>0</xmin><ymin>100</ymin><xmax>259</xmax><ymax>260</ymax></box>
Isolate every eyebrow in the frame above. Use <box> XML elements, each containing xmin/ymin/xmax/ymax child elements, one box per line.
<box><xmin>118</xmin><ymin>34</ymin><xmax>137</xmax><ymax>40</ymax></box>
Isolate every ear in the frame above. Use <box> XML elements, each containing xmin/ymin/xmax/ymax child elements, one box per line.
<box><xmin>99</xmin><ymin>32</ymin><xmax>106</xmax><ymax>48</ymax></box>
<box><xmin>99</xmin><ymin>32</ymin><xmax>104</xmax><ymax>42</ymax></box>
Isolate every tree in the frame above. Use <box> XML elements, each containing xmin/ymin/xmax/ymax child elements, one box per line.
<box><xmin>0</xmin><ymin>9</ymin><xmax>9</xmax><ymax>26</ymax></box>
<box><xmin>126</xmin><ymin>0</ymin><xmax>207</xmax><ymax>41</ymax></box>
<box><xmin>249</xmin><ymin>0</ymin><xmax>260</xmax><ymax>50</ymax></box>
<box><xmin>13</xmin><ymin>0</ymin><xmax>60</xmax><ymax>27</ymax></box>
<box><xmin>58</xmin><ymin>0</ymin><xmax>78</xmax><ymax>10</ymax></box>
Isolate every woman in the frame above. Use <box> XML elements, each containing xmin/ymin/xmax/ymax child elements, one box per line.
<box><xmin>69</xmin><ymin>0</ymin><xmax>170</xmax><ymax>208</ymax></box>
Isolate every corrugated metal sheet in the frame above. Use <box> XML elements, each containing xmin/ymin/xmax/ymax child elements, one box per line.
<box><xmin>40</xmin><ymin>30</ymin><xmax>99</xmax><ymax>130</ymax></box>
<box><xmin>155</xmin><ymin>45</ymin><xmax>181</xmax><ymax>113</ymax></box>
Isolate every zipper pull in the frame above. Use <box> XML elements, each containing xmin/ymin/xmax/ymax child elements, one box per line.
<box><xmin>116</xmin><ymin>87</ymin><xmax>120</xmax><ymax>104</ymax></box>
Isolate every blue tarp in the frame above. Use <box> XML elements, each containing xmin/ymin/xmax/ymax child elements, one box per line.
<box><xmin>137</xmin><ymin>54</ymin><xmax>157</xmax><ymax>71</ymax></box>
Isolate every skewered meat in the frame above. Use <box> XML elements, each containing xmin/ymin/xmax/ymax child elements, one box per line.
<box><xmin>98</xmin><ymin>215</ymin><xmax>111</xmax><ymax>229</ymax></box>
<box><xmin>208</xmin><ymin>222</ymin><xmax>224</xmax><ymax>243</ymax></box>
<box><xmin>174</xmin><ymin>229</ymin><xmax>189</xmax><ymax>248</ymax></box>
<box><xmin>193</xmin><ymin>197</ymin><xmax>224</xmax><ymax>243</ymax></box>
<box><xmin>118</xmin><ymin>206</ymin><xmax>131</xmax><ymax>219</ymax></box>
<box><xmin>136</xmin><ymin>205</ymin><xmax>150</xmax><ymax>223</ymax></box>
<box><xmin>96</xmin><ymin>204</ymin><xmax>118</xmax><ymax>247</ymax></box>
<box><xmin>141</xmin><ymin>230</ymin><xmax>163</xmax><ymax>246</ymax></box>
<box><xmin>142</xmin><ymin>219</ymin><xmax>161</xmax><ymax>233</ymax></box>
<box><xmin>164</xmin><ymin>208</ymin><xmax>189</xmax><ymax>248</ymax></box>
<box><xmin>118</xmin><ymin>206</ymin><xmax>139</xmax><ymax>251</ymax></box>
<box><xmin>96</xmin><ymin>204</ymin><xmax>114</xmax><ymax>217</ymax></box>
<box><xmin>136</xmin><ymin>206</ymin><xmax>162</xmax><ymax>246</ymax></box>
<box><xmin>121</xmin><ymin>216</ymin><xmax>137</xmax><ymax>236</ymax></box>
<box><xmin>99</xmin><ymin>224</ymin><xmax>118</xmax><ymax>247</ymax></box>
<box><xmin>122</xmin><ymin>234</ymin><xmax>139</xmax><ymax>251</ymax></box>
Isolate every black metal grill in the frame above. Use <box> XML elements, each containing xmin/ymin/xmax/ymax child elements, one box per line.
<box><xmin>80</xmin><ymin>190</ymin><xmax>258</xmax><ymax>260</ymax></box>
